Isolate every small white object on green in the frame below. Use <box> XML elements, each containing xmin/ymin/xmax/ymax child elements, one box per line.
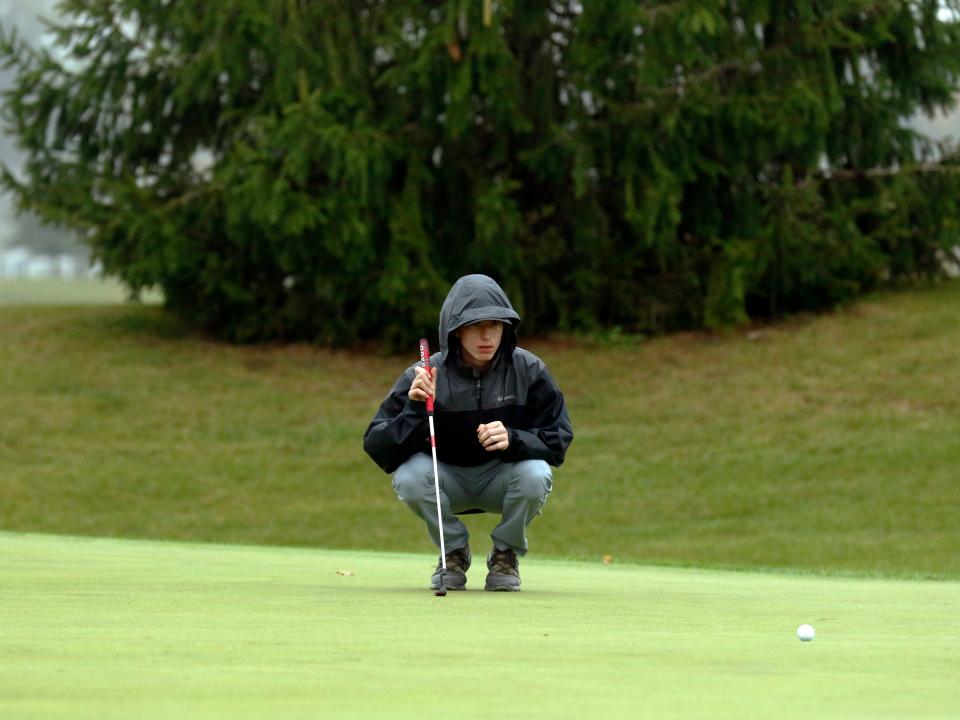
<box><xmin>797</xmin><ymin>624</ymin><xmax>816</xmax><ymax>641</ymax></box>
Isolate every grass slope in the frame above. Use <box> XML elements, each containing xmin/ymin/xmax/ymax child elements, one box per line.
<box><xmin>1</xmin><ymin>533</ymin><xmax>957</xmax><ymax>720</ymax></box>
<box><xmin>0</xmin><ymin>278</ymin><xmax>162</xmax><ymax>305</ymax></box>
<box><xmin>1</xmin><ymin>282</ymin><xmax>959</xmax><ymax>576</ymax></box>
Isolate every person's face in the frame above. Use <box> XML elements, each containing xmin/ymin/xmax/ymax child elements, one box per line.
<box><xmin>456</xmin><ymin>321</ymin><xmax>504</xmax><ymax>369</ymax></box>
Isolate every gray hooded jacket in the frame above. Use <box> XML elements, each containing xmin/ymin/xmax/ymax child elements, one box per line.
<box><xmin>363</xmin><ymin>275</ymin><xmax>573</xmax><ymax>473</ymax></box>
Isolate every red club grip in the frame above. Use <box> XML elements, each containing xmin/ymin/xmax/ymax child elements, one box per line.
<box><xmin>418</xmin><ymin>338</ymin><xmax>434</xmax><ymax>413</ymax></box>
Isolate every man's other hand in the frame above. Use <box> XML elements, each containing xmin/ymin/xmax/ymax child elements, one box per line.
<box><xmin>408</xmin><ymin>366</ymin><xmax>436</xmax><ymax>403</ymax></box>
<box><xmin>477</xmin><ymin>421</ymin><xmax>509</xmax><ymax>452</ymax></box>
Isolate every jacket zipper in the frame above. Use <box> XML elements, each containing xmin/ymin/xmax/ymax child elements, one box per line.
<box><xmin>476</xmin><ymin>377</ymin><xmax>482</xmax><ymax>412</ymax></box>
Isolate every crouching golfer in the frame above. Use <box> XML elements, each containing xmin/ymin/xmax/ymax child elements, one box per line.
<box><xmin>363</xmin><ymin>274</ymin><xmax>573</xmax><ymax>591</ymax></box>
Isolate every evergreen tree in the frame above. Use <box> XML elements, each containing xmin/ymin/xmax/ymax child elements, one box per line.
<box><xmin>1</xmin><ymin>1</ymin><xmax>958</xmax><ymax>343</ymax></box>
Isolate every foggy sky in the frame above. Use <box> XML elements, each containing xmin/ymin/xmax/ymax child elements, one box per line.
<box><xmin>0</xmin><ymin>0</ymin><xmax>59</xmax><ymax>244</ymax></box>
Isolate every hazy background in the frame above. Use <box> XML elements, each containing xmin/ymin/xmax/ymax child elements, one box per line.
<box><xmin>0</xmin><ymin>0</ymin><xmax>81</xmax><ymax>259</ymax></box>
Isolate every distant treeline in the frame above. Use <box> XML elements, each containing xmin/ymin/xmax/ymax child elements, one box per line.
<box><xmin>1</xmin><ymin>1</ymin><xmax>959</xmax><ymax>345</ymax></box>
<box><xmin>1</xmin><ymin>211</ymin><xmax>85</xmax><ymax>258</ymax></box>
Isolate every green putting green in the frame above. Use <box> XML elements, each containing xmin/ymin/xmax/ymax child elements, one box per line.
<box><xmin>1</xmin><ymin>532</ymin><xmax>957</xmax><ymax>719</ymax></box>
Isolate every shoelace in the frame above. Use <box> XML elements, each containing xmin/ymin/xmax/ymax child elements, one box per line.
<box><xmin>488</xmin><ymin>550</ymin><xmax>518</xmax><ymax>575</ymax></box>
<box><xmin>438</xmin><ymin>549</ymin><xmax>470</xmax><ymax>573</ymax></box>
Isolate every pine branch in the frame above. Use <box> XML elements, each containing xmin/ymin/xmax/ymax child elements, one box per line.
<box><xmin>639</xmin><ymin>1</ymin><xmax>686</xmax><ymax>23</ymax></box>
<box><xmin>822</xmin><ymin>163</ymin><xmax>960</xmax><ymax>179</ymax></box>
<box><xmin>613</xmin><ymin>0</ymin><xmax>919</xmax><ymax>104</ymax></box>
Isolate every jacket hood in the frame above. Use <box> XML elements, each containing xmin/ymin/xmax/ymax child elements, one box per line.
<box><xmin>438</xmin><ymin>274</ymin><xmax>520</xmax><ymax>364</ymax></box>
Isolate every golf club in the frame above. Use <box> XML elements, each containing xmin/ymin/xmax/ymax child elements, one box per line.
<box><xmin>419</xmin><ymin>338</ymin><xmax>447</xmax><ymax>596</ymax></box>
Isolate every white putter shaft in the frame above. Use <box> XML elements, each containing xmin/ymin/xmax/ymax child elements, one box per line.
<box><xmin>419</xmin><ymin>338</ymin><xmax>446</xmax><ymax>595</ymax></box>
<box><xmin>428</xmin><ymin>414</ymin><xmax>446</xmax><ymax>565</ymax></box>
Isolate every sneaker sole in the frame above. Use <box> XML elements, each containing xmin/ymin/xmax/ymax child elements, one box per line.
<box><xmin>484</xmin><ymin>583</ymin><xmax>521</xmax><ymax>592</ymax></box>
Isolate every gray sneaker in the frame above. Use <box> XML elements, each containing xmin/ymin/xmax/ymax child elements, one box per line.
<box><xmin>484</xmin><ymin>547</ymin><xmax>521</xmax><ymax>592</ymax></box>
<box><xmin>431</xmin><ymin>545</ymin><xmax>471</xmax><ymax>591</ymax></box>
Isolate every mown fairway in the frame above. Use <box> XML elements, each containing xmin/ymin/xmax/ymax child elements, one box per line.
<box><xmin>1</xmin><ymin>281</ymin><xmax>959</xmax><ymax>577</ymax></box>
<box><xmin>1</xmin><ymin>533</ymin><xmax>957</xmax><ymax>720</ymax></box>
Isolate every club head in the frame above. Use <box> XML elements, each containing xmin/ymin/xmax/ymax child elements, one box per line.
<box><xmin>433</xmin><ymin>569</ymin><xmax>447</xmax><ymax>596</ymax></box>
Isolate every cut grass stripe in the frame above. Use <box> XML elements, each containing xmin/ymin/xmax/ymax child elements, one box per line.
<box><xmin>1</xmin><ymin>533</ymin><xmax>957</xmax><ymax>719</ymax></box>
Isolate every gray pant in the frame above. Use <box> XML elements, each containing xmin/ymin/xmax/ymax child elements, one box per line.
<box><xmin>392</xmin><ymin>453</ymin><xmax>553</xmax><ymax>556</ymax></box>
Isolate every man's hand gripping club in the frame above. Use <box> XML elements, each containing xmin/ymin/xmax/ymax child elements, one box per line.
<box><xmin>408</xmin><ymin>366</ymin><xmax>436</xmax><ymax>403</ymax></box>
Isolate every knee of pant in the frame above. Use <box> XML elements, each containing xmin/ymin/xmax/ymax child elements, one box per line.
<box><xmin>511</xmin><ymin>460</ymin><xmax>553</xmax><ymax>502</ymax></box>
<box><xmin>392</xmin><ymin>454</ymin><xmax>433</xmax><ymax>502</ymax></box>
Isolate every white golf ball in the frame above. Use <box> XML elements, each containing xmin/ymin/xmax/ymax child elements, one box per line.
<box><xmin>797</xmin><ymin>623</ymin><xmax>816</xmax><ymax>641</ymax></box>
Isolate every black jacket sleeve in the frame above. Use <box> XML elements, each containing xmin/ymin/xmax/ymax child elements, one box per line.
<box><xmin>363</xmin><ymin>368</ymin><xmax>431</xmax><ymax>474</ymax></box>
<box><xmin>500</xmin><ymin>366</ymin><xmax>573</xmax><ymax>467</ymax></box>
